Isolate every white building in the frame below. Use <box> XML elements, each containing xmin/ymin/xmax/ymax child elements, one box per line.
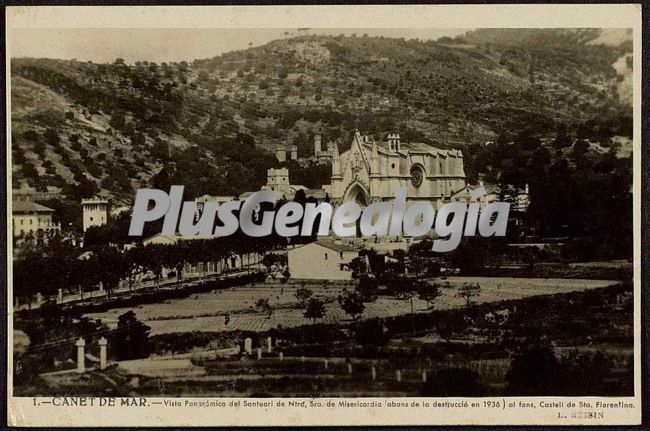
<box><xmin>266</xmin><ymin>167</ymin><xmax>291</xmax><ymax>195</ymax></box>
<box><xmin>82</xmin><ymin>197</ymin><xmax>109</xmax><ymax>232</ymax></box>
<box><xmin>258</xmin><ymin>168</ymin><xmax>311</xmax><ymax>201</ymax></box>
<box><xmin>142</xmin><ymin>234</ymin><xmax>181</xmax><ymax>246</ymax></box>
<box><xmin>287</xmin><ymin>239</ymin><xmax>359</xmax><ymax>280</ymax></box>
<box><xmin>12</xmin><ymin>201</ymin><xmax>60</xmax><ymax>240</ymax></box>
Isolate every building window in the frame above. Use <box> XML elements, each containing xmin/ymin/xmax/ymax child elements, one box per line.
<box><xmin>90</xmin><ymin>217</ymin><xmax>93</xmax><ymax>222</ymax></box>
<box><xmin>411</xmin><ymin>165</ymin><xmax>424</xmax><ymax>188</ymax></box>
<box><xmin>340</xmin><ymin>252</ymin><xmax>343</xmax><ymax>260</ymax></box>
<box><xmin>324</xmin><ymin>253</ymin><xmax>328</xmax><ymax>260</ymax></box>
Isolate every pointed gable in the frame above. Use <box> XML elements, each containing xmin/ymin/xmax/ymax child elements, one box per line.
<box><xmin>342</xmin><ymin>130</ymin><xmax>371</xmax><ymax>180</ymax></box>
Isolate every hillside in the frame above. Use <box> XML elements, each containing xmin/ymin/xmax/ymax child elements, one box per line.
<box><xmin>10</xmin><ymin>28</ymin><xmax>633</xmax><ymax>203</ymax></box>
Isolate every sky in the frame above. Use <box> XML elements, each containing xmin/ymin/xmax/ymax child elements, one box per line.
<box><xmin>9</xmin><ymin>28</ymin><xmax>469</xmax><ymax>64</ymax></box>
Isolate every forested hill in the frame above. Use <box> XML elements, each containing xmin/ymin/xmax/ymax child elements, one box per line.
<box><xmin>11</xmin><ymin>28</ymin><xmax>632</xmax><ymax>202</ymax></box>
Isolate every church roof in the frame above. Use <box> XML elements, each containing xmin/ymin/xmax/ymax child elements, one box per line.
<box><xmin>361</xmin><ymin>142</ymin><xmax>393</xmax><ymax>156</ymax></box>
<box><xmin>400</xmin><ymin>142</ymin><xmax>463</xmax><ymax>157</ymax></box>
<box><xmin>356</xmin><ymin>141</ymin><xmax>463</xmax><ymax>157</ymax></box>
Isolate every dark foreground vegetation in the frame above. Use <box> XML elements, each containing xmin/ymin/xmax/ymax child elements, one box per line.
<box><xmin>15</xmin><ymin>282</ymin><xmax>633</xmax><ymax>397</ymax></box>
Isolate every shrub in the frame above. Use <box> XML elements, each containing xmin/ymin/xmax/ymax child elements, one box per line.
<box><xmin>43</xmin><ymin>128</ymin><xmax>60</xmax><ymax>146</ymax></box>
<box><xmin>295</xmin><ymin>287</ymin><xmax>313</xmax><ymax>306</ymax></box>
<box><xmin>255</xmin><ymin>298</ymin><xmax>273</xmax><ymax>317</ymax></box>
<box><xmin>111</xmin><ymin>311</ymin><xmax>151</xmax><ymax>360</ymax></box>
<box><xmin>303</xmin><ymin>298</ymin><xmax>326</xmax><ymax>323</ymax></box>
<box><xmin>354</xmin><ymin>319</ymin><xmax>389</xmax><ymax>346</ymax></box>
<box><xmin>356</xmin><ymin>275</ymin><xmax>378</xmax><ymax>301</ymax></box>
<box><xmin>505</xmin><ymin>346</ymin><xmax>561</xmax><ymax>395</ymax></box>
<box><xmin>337</xmin><ymin>290</ymin><xmax>365</xmax><ymax>320</ymax></box>
<box><xmin>23</xmin><ymin>130</ymin><xmax>40</xmax><ymax>142</ymax></box>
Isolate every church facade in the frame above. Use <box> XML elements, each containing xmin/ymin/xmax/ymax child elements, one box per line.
<box><xmin>329</xmin><ymin>131</ymin><xmax>466</xmax><ymax>208</ymax></box>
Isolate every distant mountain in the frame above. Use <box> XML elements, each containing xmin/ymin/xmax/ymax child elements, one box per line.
<box><xmin>10</xmin><ymin>29</ymin><xmax>632</xmax><ymax>201</ymax></box>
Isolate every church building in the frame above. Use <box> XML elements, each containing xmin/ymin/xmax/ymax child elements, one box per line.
<box><xmin>329</xmin><ymin>130</ymin><xmax>466</xmax><ymax>208</ymax></box>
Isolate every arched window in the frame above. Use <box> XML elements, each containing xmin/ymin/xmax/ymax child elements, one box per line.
<box><xmin>410</xmin><ymin>165</ymin><xmax>424</xmax><ymax>188</ymax></box>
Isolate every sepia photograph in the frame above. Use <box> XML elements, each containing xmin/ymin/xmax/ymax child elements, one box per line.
<box><xmin>5</xmin><ymin>4</ymin><xmax>642</xmax><ymax>427</ymax></box>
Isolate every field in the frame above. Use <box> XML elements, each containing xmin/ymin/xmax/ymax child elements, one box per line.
<box><xmin>19</xmin><ymin>277</ymin><xmax>633</xmax><ymax>398</ymax></box>
<box><xmin>86</xmin><ymin>277</ymin><xmax>619</xmax><ymax>335</ymax></box>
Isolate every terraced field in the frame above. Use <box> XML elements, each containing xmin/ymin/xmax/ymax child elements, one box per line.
<box><xmin>86</xmin><ymin>277</ymin><xmax>619</xmax><ymax>335</ymax></box>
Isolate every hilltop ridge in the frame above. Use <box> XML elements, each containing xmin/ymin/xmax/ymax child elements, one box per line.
<box><xmin>11</xmin><ymin>29</ymin><xmax>632</xmax><ymax>201</ymax></box>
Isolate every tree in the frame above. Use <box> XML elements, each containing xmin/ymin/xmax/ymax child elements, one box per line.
<box><xmin>23</xmin><ymin>130</ymin><xmax>39</xmax><ymax>142</ymax></box>
<box><xmin>531</xmin><ymin>147</ymin><xmax>552</xmax><ymax>166</ymax></box>
<box><xmin>13</xmin><ymin>255</ymin><xmax>41</xmax><ymax>307</ymax></box>
<box><xmin>124</xmin><ymin>245</ymin><xmax>148</xmax><ymax>291</ymax></box>
<box><xmin>43</xmin><ymin>128</ymin><xmax>60</xmax><ymax>147</ymax></box>
<box><xmin>348</xmin><ymin>256</ymin><xmax>369</xmax><ymax>278</ymax></box>
<box><xmin>354</xmin><ymin>319</ymin><xmax>389</xmax><ymax>346</ymax></box>
<box><xmin>572</xmin><ymin>139</ymin><xmax>590</xmax><ymax>159</ymax></box>
<box><xmin>131</xmin><ymin>132</ymin><xmax>146</xmax><ymax>148</ymax></box>
<box><xmin>21</xmin><ymin>161</ymin><xmax>38</xmax><ymax>179</ymax></box>
<box><xmin>435</xmin><ymin>313</ymin><xmax>467</xmax><ymax>342</ymax></box>
<box><xmin>337</xmin><ymin>289</ymin><xmax>365</xmax><ymax>320</ymax></box>
<box><xmin>382</xmin><ymin>273</ymin><xmax>414</xmax><ymax>300</ymax></box>
<box><xmin>456</xmin><ymin>282</ymin><xmax>481</xmax><ymax>307</ymax></box>
<box><xmin>280</xmin><ymin>268</ymin><xmax>290</xmax><ymax>283</ymax></box>
<box><xmin>356</xmin><ymin>275</ymin><xmax>378</xmax><ymax>301</ymax></box>
<box><xmin>112</xmin><ymin>311</ymin><xmax>151</xmax><ymax>360</ymax></box>
<box><xmin>303</xmin><ymin>297</ymin><xmax>326</xmax><ymax>323</ymax></box>
<box><xmin>255</xmin><ymin>298</ymin><xmax>273</xmax><ymax>318</ymax></box>
<box><xmin>389</xmin><ymin>249</ymin><xmax>406</xmax><ymax>273</ymax></box>
<box><xmin>506</xmin><ymin>346</ymin><xmax>561</xmax><ymax>395</ymax></box>
<box><xmin>92</xmin><ymin>247</ymin><xmax>128</xmax><ymax>298</ymax></box>
<box><xmin>33</xmin><ymin>140</ymin><xmax>46</xmax><ymax>156</ymax></box>
<box><xmin>295</xmin><ymin>286</ymin><xmax>313</xmax><ymax>306</ymax></box>
<box><xmin>417</xmin><ymin>281</ymin><xmax>442</xmax><ymax>310</ymax></box>
<box><xmin>150</xmin><ymin>139</ymin><xmax>169</xmax><ymax>161</ymax></box>
<box><xmin>261</xmin><ymin>253</ymin><xmax>280</xmax><ymax>276</ymax></box>
<box><xmin>553</xmin><ymin>125</ymin><xmax>571</xmax><ymax>149</ymax></box>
